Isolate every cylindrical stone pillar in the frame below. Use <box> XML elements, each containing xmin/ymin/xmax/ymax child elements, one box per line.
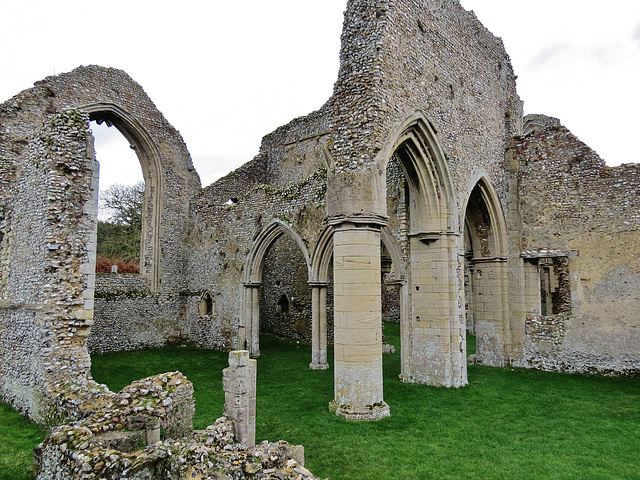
<box><xmin>310</xmin><ymin>284</ymin><xmax>329</xmax><ymax>370</ymax></box>
<box><xmin>330</xmin><ymin>222</ymin><xmax>389</xmax><ymax>420</ymax></box>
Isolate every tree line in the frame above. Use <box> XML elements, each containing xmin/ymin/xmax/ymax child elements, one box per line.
<box><xmin>96</xmin><ymin>181</ymin><xmax>143</xmax><ymax>273</ymax></box>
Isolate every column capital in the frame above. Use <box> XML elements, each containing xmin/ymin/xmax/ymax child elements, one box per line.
<box><xmin>326</xmin><ymin>213</ymin><xmax>388</xmax><ymax>229</ymax></box>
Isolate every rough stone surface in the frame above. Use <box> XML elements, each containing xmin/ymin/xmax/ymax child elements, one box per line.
<box><xmin>508</xmin><ymin>119</ymin><xmax>640</xmax><ymax>375</ymax></box>
<box><xmin>0</xmin><ymin>0</ymin><xmax>638</xmax><ymax>442</ymax></box>
<box><xmin>223</xmin><ymin>351</ymin><xmax>257</xmax><ymax>448</ymax></box>
<box><xmin>35</xmin><ymin>416</ymin><xmax>318</xmax><ymax>480</ymax></box>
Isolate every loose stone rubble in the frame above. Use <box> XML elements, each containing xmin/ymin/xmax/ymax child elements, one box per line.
<box><xmin>36</xmin><ymin>415</ymin><xmax>317</xmax><ymax>480</ymax></box>
<box><xmin>35</xmin><ymin>371</ymin><xmax>319</xmax><ymax>480</ymax></box>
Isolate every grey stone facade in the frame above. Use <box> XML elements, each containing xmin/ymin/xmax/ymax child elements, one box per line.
<box><xmin>0</xmin><ymin>0</ymin><xmax>638</xmax><ymax>430</ymax></box>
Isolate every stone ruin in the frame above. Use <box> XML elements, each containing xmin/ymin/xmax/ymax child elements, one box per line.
<box><xmin>1</xmin><ymin>0</ymin><xmax>639</xmax><ymax>476</ymax></box>
<box><xmin>33</xmin><ymin>354</ymin><xmax>314</xmax><ymax>479</ymax></box>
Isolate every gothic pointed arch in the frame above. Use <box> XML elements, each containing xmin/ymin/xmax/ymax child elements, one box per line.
<box><xmin>378</xmin><ymin>110</ymin><xmax>458</xmax><ymax>235</ymax></box>
<box><xmin>242</xmin><ymin>220</ymin><xmax>311</xmax><ymax>356</ymax></box>
<box><xmin>462</xmin><ymin>175</ymin><xmax>510</xmax><ymax>366</ymax></box>
<box><xmin>378</xmin><ymin>110</ymin><xmax>466</xmax><ymax>387</ymax></box>
<box><xmin>380</xmin><ymin>226</ymin><xmax>406</xmax><ymax>281</ymax></box>
<box><xmin>244</xmin><ymin>219</ymin><xmax>311</xmax><ymax>284</ymax></box>
<box><xmin>310</xmin><ymin>225</ymin><xmax>334</xmax><ymax>284</ymax></box>
<box><xmin>82</xmin><ymin>102</ymin><xmax>163</xmax><ymax>290</ymax></box>
<box><xmin>461</xmin><ymin>175</ymin><xmax>508</xmax><ymax>259</ymax></box>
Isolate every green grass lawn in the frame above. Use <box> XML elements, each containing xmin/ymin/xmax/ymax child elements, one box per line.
<box><xmin>0</xmin><ymin>403</ymin><xmax>48</xmax><ymax>480</ymax></box>
<box><xmin>3</xmin><ymin>323</ymin><xmax>640</xmax><ymax>479</ymax></box>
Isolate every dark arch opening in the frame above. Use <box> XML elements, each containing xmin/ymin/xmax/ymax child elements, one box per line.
<box><xmin>259</xmin><ymin>233</ymin><xmax>311</xmax><ymax>342</ymax></box>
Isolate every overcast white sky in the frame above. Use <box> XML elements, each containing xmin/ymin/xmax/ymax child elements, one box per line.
<box><xmin>1</xmin><ymin>1</ymin><xmax>638</xmax><ymax>189</ymax></box>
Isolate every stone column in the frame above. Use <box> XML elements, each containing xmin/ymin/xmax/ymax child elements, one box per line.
<box><xmin>401</xmin><ymin>232</ymin><xmax>467</xmax><ymax>387</ymax></box>
<box><xmin>310</xmin><ymin>283</ymin><xmax>329</xmax><ymax>370</ymax></box>
<box><xmin>329</xmin><ymin>220</ymin><xmax>390</xmax><ymax>421</ymax></box>
<box><xmin>243</xmin><ymin>284</ymin><xmax>261</xmax><ymax>357</ymax></box>
<box><xmin>223</xmin><ymin>350</ymin><xmax>257</xmax><ymax>447</ymax></box>
<box><xmin>473</xmin><ymin>257</ymin><xmax>509</xmax><ymax>367</ymax></box>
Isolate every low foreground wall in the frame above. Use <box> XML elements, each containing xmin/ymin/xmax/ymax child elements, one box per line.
<box><xmin>35</xmin><ymin>356</ymin><xmax>319</xmax><ymax>479</ymax></box>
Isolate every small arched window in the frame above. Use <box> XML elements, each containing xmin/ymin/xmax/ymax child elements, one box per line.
<box><xmin>199</xmin><ymin>291</ymin><xmax>214</xmax><ymax>316</ymax></box>
<box><xmin>276</xmin><ymin>294</ymin><xmax>290</xmax><ymax>314</ymax></box>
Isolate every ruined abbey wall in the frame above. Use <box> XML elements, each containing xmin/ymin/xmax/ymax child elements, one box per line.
<box><xmin>1</xmin><ymin>0</ymin><xmax>639</xmax><ymax>431</ymax></box>
<box><xmin>0</xmin><ymin>66</ymin><xmax>200</xmax><ymax>420</ymax></box>
<box><xmin>185</xmin><ymin>107</ymin><xmax>331</xmax><ymax>351</ymax></box>
<box><xmin>0</xmin><ymin>108</ymin><xmax>96</xmax><ymax>421</ymax></box>
<box><xmin>327</xmin><ymin>0</ymin><xmax>521</xmax><ymax>219</ymax></box>
<box><xmin>509</xmin><ymin>117</ymin><xmax>640</xmax><ymax>375</ymax></box>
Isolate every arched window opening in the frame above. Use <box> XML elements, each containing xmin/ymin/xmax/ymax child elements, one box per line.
<box><xmin>199</xmin><ymin>291</ymin><xmax>215</xmax><ymax>316</ymax></box>
<box><xmin>90</xmin><ymin>120</ymin><xmax>144</xmax><ymax>274</ymax></box>
<box><xmin>277</xmin><ymin>294</ymin><xmax>290</xmax><ymax>314</ymax></box>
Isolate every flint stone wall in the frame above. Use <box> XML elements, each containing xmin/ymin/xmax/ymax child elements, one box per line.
<box><xmin>326</xmin><ymin>0</ymin><xmax>522</xmax><ymax>220</ymax></box>
<box><xmin>186</xmin><ymin>107</ymin><xmax>330</xmax><ymax>349</ymax></box>
<box><xmin>0</xmin><ymin>65</ymin><xmax>200</xmax><ymax>420</ymax></box>
<box><xmin>259</xmin><ymin>234</ymin><xmax>314</xmax><ymax>343</ymax></box>
<box><xmin>0</xmin><ymin>108</ymin><xmax>97</xmax><ymax>422</ymax></box>
<box><xmin>510</xmin><ymin>117</ymin><xmax>640</xmax><ymax>375</ymax></box>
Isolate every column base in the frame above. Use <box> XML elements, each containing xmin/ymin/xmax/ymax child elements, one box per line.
<box><xmin>309</xmin><ymin>362</ymin><xmax>330</xmax><ymax>370</ymax></box>
<box><xmin>329</xmin><ymin>400</ymin><xmax>390</xmax><ymax>421</ymax></box>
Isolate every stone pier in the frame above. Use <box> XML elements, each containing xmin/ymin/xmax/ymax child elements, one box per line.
<box><xmin>330</xmin><ymin>221</ymin><xmax>390</xmax><ymax>421</ymax></box>
<box><xmin>222</xmin><ymin>350</ymin><xmax>257</xmax><ymax>447</ymax></box>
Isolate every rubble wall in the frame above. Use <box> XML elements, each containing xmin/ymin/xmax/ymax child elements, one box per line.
<box><xmin>0</xmin><ymin>108</ymin><xmax>96</xmax><ymax>422</ymax></box>
<box><xmin>186</xmin><ymin>108</ymin><xmax>330</xmax><ymax>349</ymax></box>
<box><xmin>327</xmin><ymin>0</ymin><xmax>522</xmax><ymax>218</ymax></box>
<box><xmin>0</xmin><ymin>66</ymin><xmax>201</xmax><ymax>419</ymax></box>
<box><xmin>510</xmin><ymin>119</ymin><xmax>640</xmax><ymax>375</ymax></box>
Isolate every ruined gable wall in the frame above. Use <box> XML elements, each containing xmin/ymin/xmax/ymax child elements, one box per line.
<box><xmin>380</xmin><ymin>0</ymin><xmax>521</xmax><ymax>201</ymax></box>
<box><xmin>0</xmin><ymin>66</ymin><xmax>201</xmax><ymax>419</ymax></box>
<box><xmin>327</xmin><ymin>0</ymin><xmax>521</xmax><ymax>218</ymax></box>
<box><xmin>23</xmin><ymin>65</ymin><xmax>201</xmax><ymax>292</ymax></box>
<box><xmin>35</xmin><ymin>66</ymin><xmax>201</xmax><ymax>355</ymax></box>
<box><xmin>510</xmin><ymin>120</ymin><xmax>640</xmax><ymax>374</ymax></box>
<box><xmin>186</xmin><ymin>109</ymin><xmax>331</xmax><ymax>349</ymax></box>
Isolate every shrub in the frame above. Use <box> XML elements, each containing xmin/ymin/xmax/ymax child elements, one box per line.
<box><xmin>95</xmin><ymin>256</ymin><xmax>140</xmax><ymax>274</ymax></box>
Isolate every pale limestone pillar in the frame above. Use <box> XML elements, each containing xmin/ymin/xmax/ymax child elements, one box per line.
<box><xmin>223</xmin><ymin>350</ymin><xmax>257</xmax><ymax>447</ymax></box>
<box><xmin>243</xmin><ymin>284</ymin><xmax>261</xmax><ymax>357</ymax></box>
<box><xmin>251</xmin><ymin>286</ymin><xmax>260</xmax><ymax>357</ymax></box>
<box><xmin>319</xmin><ymin>285</ymin><xmax>328</xmax><ymax>365</ymax></box>
<box><xmin>473</xmin><ymin>258</ymin><xmax>509</xmax><ymax>367</ymax></box>
<box><xmin>330</xmin><ymin>221</ymin><xmax>389</xmax><ymax>421</ymax></box>
<box><xmin>310</xmin><ymin>283</ymin><xmax>329</xmax><ymax>370</ymax></box>
<box><xmin>401</xmin><ymin>233</ymin><xmax>467</xmax><ymax>387</ymax></box>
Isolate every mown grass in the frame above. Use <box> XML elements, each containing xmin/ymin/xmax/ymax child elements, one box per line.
<box><xmin>0</xmin><ymin>403</ymin><xmax>48</xmax><ymax>480</ymax></box>
<box><xmin>3</xmin><ymin>323</ymin><xmax>639</xmax><ymax>479</ymax></box>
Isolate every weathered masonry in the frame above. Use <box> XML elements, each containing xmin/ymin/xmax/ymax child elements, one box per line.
<box><xmin>1</xmin><ymin>0</ymin><xmax>639</xmax><ymax>429</ymax></box>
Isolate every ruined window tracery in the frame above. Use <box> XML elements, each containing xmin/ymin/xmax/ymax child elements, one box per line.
<box><xmin>538</xmin><ymin>256</ymin><xmax>571</xmax><ymax>316</ymax></box>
